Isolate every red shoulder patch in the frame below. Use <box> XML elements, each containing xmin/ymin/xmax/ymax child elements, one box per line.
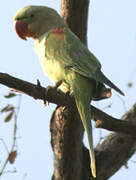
<box><xmin>53</xmin><ymin>27</ymin><xmax>64</xmax><ymax>34</ymax></box>
<box><xmin>52</xmin><ymin>28</ymin><xmax>64</xmax><ymax>40</ymax></box>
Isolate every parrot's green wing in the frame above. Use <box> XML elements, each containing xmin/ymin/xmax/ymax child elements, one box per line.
<box><xmin>45</xmin><ymin>27</ymin><xmax>124</xmax><ymax>95</ymax></box>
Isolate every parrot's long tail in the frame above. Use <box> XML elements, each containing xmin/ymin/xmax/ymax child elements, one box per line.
<box><xmin>73</xmin><ymin>86</ymin><xmax>96</xmax><ymax>178</ymax></box>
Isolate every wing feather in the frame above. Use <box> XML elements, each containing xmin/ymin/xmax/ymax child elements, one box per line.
<box><xmin>45</xmin><ymin>28</ymin><xmax>124</xmax><ymax>95</ymax></box>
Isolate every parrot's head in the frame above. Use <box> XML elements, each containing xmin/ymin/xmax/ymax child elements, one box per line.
<box><xmin>14</xmin><ymin>5</ymin><xmax>65</xmax><ymax>40</ymax></box>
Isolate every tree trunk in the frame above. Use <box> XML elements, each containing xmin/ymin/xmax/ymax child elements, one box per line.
<box><xmin>50</xmin><ymin>0</ymin><xmax>136</xmax><ymax>180</ymax></box>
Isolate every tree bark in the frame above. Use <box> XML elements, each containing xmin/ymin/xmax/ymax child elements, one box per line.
<box><xmin>60</xmin><ymin>0</ymin><xmax>89</xmax><ymax>45</ymax></box>
<box><xmin>95</xmin><ymin>104</ymin><xmax>136</xmax><ymax>179</ymax></box>
<box><xmin>50</xmin><ymin>0</ymin><xmax>136</xmax><ymax>180</ymax></box>
<box><xmin>51</xmin><ymin>1</ymin><xmax>90</xmax><ymax>179</ymax></box>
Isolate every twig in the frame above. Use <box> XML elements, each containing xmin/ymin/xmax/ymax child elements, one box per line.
<box><xmin>0</xmin><ymin>94</ymin><xmax>22</xmax><ymax>176</ymax></box>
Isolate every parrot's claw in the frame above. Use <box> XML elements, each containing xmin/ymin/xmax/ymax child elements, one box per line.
<box><xmin>46</xmin><ymin>80</ymin><xmax>63</xmax><ymax>91</ymax></box>
<box><xmin>44</xmin><ymin>80</ymin><xmax>63</xmax><ymax>105</ymax></box>
<box><xmin>65</xmin><ymin>91</ymin><xmax>71</xmax><ymax>96</ymax></box>
<box><xmin>36</xmin><ymin>80</ymin><xmax>62</xmax><ymax>105</ymax></box>
<box><xmin>54</xmin><ymin>80</ymin><xmax>63</xmax><ymax>89</ymax></box>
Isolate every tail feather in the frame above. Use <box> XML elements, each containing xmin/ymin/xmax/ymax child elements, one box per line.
<box><xmin>94</xmin><ymin>70</ymin><xmax>124</xmax><ymax>96</ymax></box>
<box><xmin>74</xmin><ymin>88</ymin><xmax>96</xmax><ymax>178</ymax></box>
<box><xmin>85</xmin><ymin>113</ymin><xmax>96</xmax><ymax>178</ymax></box>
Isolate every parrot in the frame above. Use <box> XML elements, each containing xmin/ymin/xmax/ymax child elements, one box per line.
<box><xmin>14</xmin><ymin>5</ymin><xmax>124</xmax><ymax>178</ymax></box>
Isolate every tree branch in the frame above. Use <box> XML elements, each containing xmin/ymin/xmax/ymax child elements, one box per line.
<box><xmin>95</xmin><ymin>104</ymin><xmax>136</xmax><ymax>179</ymax></box>
<box><xmin>0</xmin><ymin>71</ymin><xmax>136</xmax><ymax>180</ymax></box>
<box><xmin>91</xmin><ymin>106</ymin><xmax>136</xmax><ymax>136</ymax></box>
<box><xmin>0</xmin><ymin>72</ymin><xmax>136</xmax><ymax>136</ymax></box>
<box><xmin>60</xmin><ymin>0</ymin><xmax>89</xmax><ymax>45</ymax></box>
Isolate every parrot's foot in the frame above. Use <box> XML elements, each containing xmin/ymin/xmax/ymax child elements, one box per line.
<box><xmin>46</xmin><ymin>80</ymin><xmax>63</xmax><ymax>91</ymax></box>
<box><xmin>44</xmin><ymin>80</ymin><xmax>63</xmax><ymax>105</ymax></box>
<box><xmin>54</xmin><ymin>80</ymin><xmax>63</xmax><ymax>89</ymax></box>
<box><xmin>65</xmin><ymin>91</ymin><xmax>71</xmax><ymax>96</ymax></box>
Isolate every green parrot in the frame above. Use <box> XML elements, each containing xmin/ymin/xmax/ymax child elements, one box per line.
<box><xmin>14</xmin><ymin>6</ymin><xmax>124</xmax><ymax>178</ymax></box>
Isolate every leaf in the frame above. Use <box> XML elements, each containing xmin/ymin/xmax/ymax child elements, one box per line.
<box><xmin>4</xmin><ymin>111</ymin><xmax>14</xmax><ymax>122</ymax></box>
<box><xmin>4</xmin><ymin>93</ymin><xmax>17</xmax><ymax>98</ymax></box>
<box><xmin>8</xmin><ymin>151</ymin><xmax>17</xmax><ymax>164</ymax></box>
<box><xmin>127</xmin><ymin>82</ymin><xmax>133</xmax><ymax>88</ymax></box>
<box><xmin>1</xmin><ymin>105</ymin><xmax>14</xmax><ymax>113</ymax></box>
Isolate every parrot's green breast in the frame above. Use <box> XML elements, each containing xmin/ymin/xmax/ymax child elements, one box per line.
<box><xmin>35</xmin><ymin>34</ymin><xmax>71</xmax><ymax>92</ymax></box>
<box><xmin>34</xmin><ymin>28</ymin><xmax>98</xmax><ymax>94</ymax></box>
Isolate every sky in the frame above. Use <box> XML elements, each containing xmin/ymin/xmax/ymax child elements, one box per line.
<box><xmin>0</xmin><ymin>0</ymin><xmax>136</xmax><ymax>180</ymax></box>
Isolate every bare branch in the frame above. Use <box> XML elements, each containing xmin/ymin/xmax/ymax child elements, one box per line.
<box><xmin>92</xmin><ymin>106</ymin><xmax>136</xmax><ymax>136</ymax></box>
<box><xmin>95</xmin><ymin>104</ymin><xmax>136</xmax><ymax>179</ymax></box>
<box><xmin>0</xmin><ymin>72</ymin><xmax>136</xmax><ymax>136</ymax></box>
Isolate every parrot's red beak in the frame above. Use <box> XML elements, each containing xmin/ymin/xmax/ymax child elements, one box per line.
<box><xmin>15</xmin><ymin>20</ymin><xmax>35</xmax><ymax>40</ymax></box>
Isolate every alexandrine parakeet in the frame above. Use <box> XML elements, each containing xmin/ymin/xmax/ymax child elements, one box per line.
<box><xmin>14</xmin><ymin>6</ymin><xmax>124</xmax><ymax>178</ymax></box>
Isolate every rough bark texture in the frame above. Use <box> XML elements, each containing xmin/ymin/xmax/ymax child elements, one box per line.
<box><xmin>60</xmin><ymin>0</ymin><xmax>89</xmax><ymax>45</ymax></box>
<box><xmin>51</xmin><ymin>107</ymin><xmax>84</xmax><ymax>180</ymax></box>
<box><xmin>95</xmin><ymin>104</ymin><xmax>136</xmax><ymax>179</ymax></box>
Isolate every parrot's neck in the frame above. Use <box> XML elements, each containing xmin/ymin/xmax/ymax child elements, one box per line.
<box><xmin>35</xmin><ymin>31</ymin><xmax>49</xmax><ymax>42</ymax></box>
<box><xmin>34</xmin><ymin>22</ymin><xmax>66</xmax><ymax>40</ymax></box>
<box><xmin>34</xmin><ymin>25</ymin><xmax>66</xmax><ymax>42</ymax></box>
